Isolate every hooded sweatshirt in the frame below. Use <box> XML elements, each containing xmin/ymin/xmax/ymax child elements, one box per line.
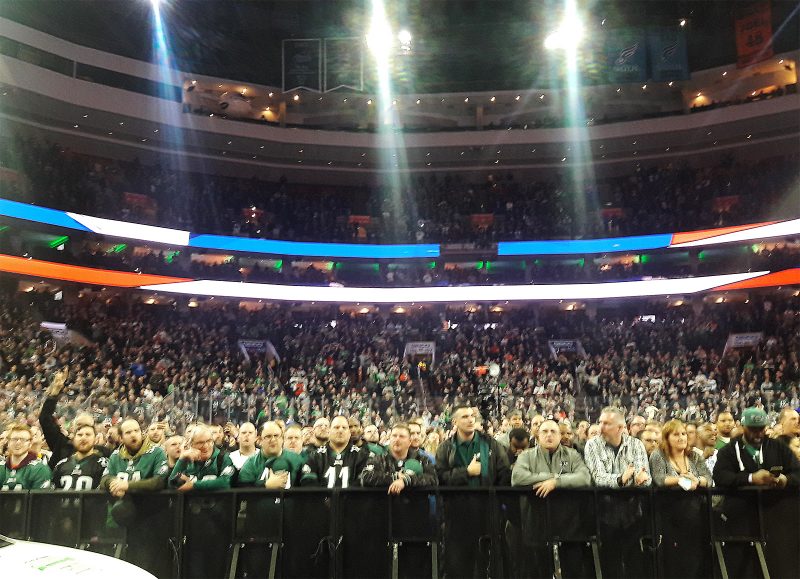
<box><xmin>100</xmin><ymin>437</ymin><xmax>168</xmax><ymax>492</ymax></box>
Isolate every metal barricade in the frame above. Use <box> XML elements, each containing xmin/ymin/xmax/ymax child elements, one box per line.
<box><xmin>4</xmin><ymin>487</ymin><xmax>799</xmax><ymax>579</ymax></box>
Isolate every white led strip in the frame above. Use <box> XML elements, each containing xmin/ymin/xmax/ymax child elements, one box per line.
<box><xmin>670</xmin><ymin>218</ymin><xmax>800</xmax><ymax>248</ymax></box>
<box><xmin>67</xmin><ymin>213</ymin><xmax>191</xmax><ymax>246</ymax></box>
<box><xmin>140</xmin><ymin>271</ymin><xmax>765</xmax><ymax>303</ymax></box>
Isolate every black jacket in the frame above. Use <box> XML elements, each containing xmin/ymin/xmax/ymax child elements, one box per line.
<box><xmin>360</xmin><ymin>448</ymin><xmax>438</xmax><ymax>488</ymax></box>
<box><xmin>713</xmin><ymin>436</ymin><xmax>800</xmax><ymax>488</ymax></box>
<box><xmin>435</xmin><ymin>431</ymin><xmax>511</xmax><ymax>486</ymax></box>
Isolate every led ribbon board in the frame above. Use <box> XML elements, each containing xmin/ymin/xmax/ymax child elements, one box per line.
<box><xmin>1</xmin><ymin>253</ymin><xmax>797</xmax><ymax>303</ymax></box>
<box><xmin>1</xmin><ymin>199</ymin><xmax>798</xmax><ymax>258</ymax></box>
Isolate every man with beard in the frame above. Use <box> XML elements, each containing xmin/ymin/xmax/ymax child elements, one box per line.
<box><xmin>713</xmin><ymin>407</ymin><xmax>800</xmax><ymax>577</ymax></box>
<box><xmin>303</xmin><ymin>417</ymin><xmax>330</xmax><ymax>455</ymax></box>
<box><xmin>52</xmin><ymin>424</ymin><xmax>107</xmax><ymax>490</ymax></box>
<box><xmin>100</xmin><ymin>418</ymin><xmax>169</xmax><ymax>576</ymax></box>
<box><xmin>39</xmin><ymin>368</ymin><xmax>108</xmax><ymax>469</ymax></box>
<box><xmin>715</xmin><ymin>411</ymin><xmax>735</xmax><ymax>449</ymax></box>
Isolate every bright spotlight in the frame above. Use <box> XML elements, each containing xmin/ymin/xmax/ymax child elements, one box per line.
<box><xmin>544</xmin><ymin>10</ymin><xmax>585</xmax><ymax>50</ymax></box>
<box><xmin>366</xmin><ymin>16</ymin><xmax>393</xmax><ymax>58</ymax></box>
<box><xmin>398</xmin><ymin>29</ymin><xmax>413</xmax><ymax>53</ymax></box>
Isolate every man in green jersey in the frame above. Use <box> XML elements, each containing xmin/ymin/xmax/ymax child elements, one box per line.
<box><xmin>237</xmin><ymin>421</ymin><xmax>306</xmax><ymax>577</ymax></box>
<box><xmin>99</xmin><ymin>418</ymin><xmax>169</xmax><ymax>576</ymax></box>
<box><xmin>169</xmin><ymin>424</ymin><xmax>235</xmax><ymax>579</ymax></box>
<box><xmin>0</xmin><ymin>423</ymin><xmax>51</xmax><ymax>490</ymax></box>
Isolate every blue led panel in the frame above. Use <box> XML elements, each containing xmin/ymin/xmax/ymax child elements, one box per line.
<box><xmin>0</xmin><ymin>199</ymin><xmax>91</xmax><ymax>231</ymax></box>
<box><xmin>497</xmin><ymin>234</ymin><xmax>674</xmax><ymax>256</ymax></box>
<box><xmin>189</xmin><ymin>234</ymin><xmax>440</xmax><ymax>259</ymax></box>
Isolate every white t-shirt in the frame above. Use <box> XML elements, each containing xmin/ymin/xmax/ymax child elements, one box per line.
<box><xmin>230</xmin><ymin>449</ymin><xmax>257</xmax><ymax>470</ymax></box>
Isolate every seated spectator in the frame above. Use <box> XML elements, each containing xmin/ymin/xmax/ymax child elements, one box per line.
<box><xmin>0</xmin><ymin>423</ymin><xmax>51</xmax><ymax>490</ymax></box>
<box><xmin>52</xmin><ymin>423</ymin><xmax>107</xmax><ymax>490</ymax></box>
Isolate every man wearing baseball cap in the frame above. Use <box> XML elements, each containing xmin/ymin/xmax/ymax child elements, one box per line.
<box><xmin>713</xmin><ymin>407</ymin><xmax>800</xmax><ymax>488</ymax></box>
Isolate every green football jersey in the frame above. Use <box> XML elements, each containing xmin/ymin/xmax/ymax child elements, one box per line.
<box><xmin>0</xmin><ymin>454</ymin><xmax>52</xmax><ymax>490</ymax></box>
<box><xmin>103</xmin><ymin>444</ymin><xmax>169</xmax><ymax>483</ymax></box>
<box><xmin>168</xmin><ymin>448</ymin><xmax>235</xmax><ymax>491</ymax></box>
<box><xmin>238</xmin><ymin>450</ymin><xmax>304</xmax><ymax>488</ymax></box>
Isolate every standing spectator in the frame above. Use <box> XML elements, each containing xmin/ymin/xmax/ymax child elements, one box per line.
<box><xmin>695</xmin><ymin>422</ymin><xmax>719</xmax><ymax>473</ymax></box>
<box><xmin>495</xmin><ymin>410</ymin><xmax>524</xmax><ymax>448</ymax></box>
<box><xmin>361</xmin><ymin>423</ymin><xmax>437</xmax><ymax>491</ymax></box>
<box><xmin>584</xmin><ymin>407</ymin><xmax>651</xmax><ymax>578</ymax></box>
<box><xmin>238</xmin><ymin>422</ymin><xmax>305</xmax><ymax>489</ymax></box>
<box><xmin>38</xmin><ymin>368</ymin><xmax>99</xmax><ymax>469</ymax></box>
<box><xmin>506</xmin><ymin>428</ymin><xmax>530</xmax><ymax>467</ymax></box>
<box><xmin>715</xmin><ymin>411</ymin><xmax>735</xmax><ymax>449</ymax></box>
<box><xmin>639</xmin><ymin>429</ymin><xmax>660</xmax><ymax>457</ymax></box>
<box><xmin>145</xmin><ymin>421</ymin><xmax>167</xmax><ymax>446</ymax></box>
<box><xmin>230</xmin><ymin>422</ymin><xmax>257</xmax><ymax>470</ymax></box>
<box><xmin>168</xmin><ymin>424</ymin><xmax>235</xmax><ymax>579</ymax></box>
<box><xmin>435</xmin><ymin>405</ymin><xmax>510</xmax><ymax>578</ymax></box>
<box><xmin>304</xmin><ymin>417</ymin><xmax>330</xmax><ymax>455</ymax></box>
<box><xmin>164</xmin><ymin>434</ymin><xmax>184</xmax><ymax>470</ymax></box>
<box><xmin>283</xmin><ymin>424</ymin><xmax>305</xmax><ymax>456</ymax></box>
<box><xmin>776</xmin><ymin>407</ymin><xmax>799</xmax><ymax>446</ymax></box>
<box><xmin>300</xmin><ymin>415</ymin><xmax>369</xmax><ymax>487</ymax></box>
<box><xmin>0</xmin><ymin>423</ymin><xmax>51</xmax><ymax>490</ymax></box>
<box><xmin>713</xmin><ymin>407</ymin><xmax>800</xmax><ymax>488</ymax></box>
<box><xmin>713</xmin><ymin>407</ymin><xmax>800</xmax><ymax>577</ymax></box>
<box><xmin>559</xmin><ymin>421</ymin><xmax>575</xmax><ymax>448</ymax></box>
<box><xmin>408</xmin><ymin>419</ymin><xmax>434</xmax><ymax>464</ymax></box>
<box><xmin>52</xmin><ymin>424</ymin><xmax>107</xmax><ymax>490</ymax></box>
<box><xmin>648</xmin><ymin>419</ymin><xmax>711</xmax><ymax>578</ymax></box>
<box><xmin>511</xmin><ymin>419</ymin><xmax>591</xmax><ymax>578</ymax></box>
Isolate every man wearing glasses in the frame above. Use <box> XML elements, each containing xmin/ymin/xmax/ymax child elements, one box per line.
<box><xmin>0</xmin><ymin>423</ymin><xmax>52</xmax><ymax>490</ymax></box>
<box><xmin>169</xmin><ymin>424</ymin><xmax>235</xmax><ymax>579</ymax></box>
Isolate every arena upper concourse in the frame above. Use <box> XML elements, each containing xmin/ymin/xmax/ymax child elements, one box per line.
<box><xmin>0</xmin><ymin>1</ymin><xmax>799</xmax><ymax>578</ymax></box>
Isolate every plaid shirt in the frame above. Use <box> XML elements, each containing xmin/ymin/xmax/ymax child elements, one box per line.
<box><xmin>583</xmin><ymin>435</ymin><xmax>651</xmax><ymax>488</ymax></box>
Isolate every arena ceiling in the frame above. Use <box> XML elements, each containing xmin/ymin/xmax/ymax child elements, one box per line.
<box><xmin>2</xmin><ymin>0</ymin><xmax>799</xmax><ymax>93</ymax></box>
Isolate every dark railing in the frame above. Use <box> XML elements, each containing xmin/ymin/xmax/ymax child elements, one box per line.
<box><xmin>1</xmin><ymin>487</ymin><xmax>799</xmax><ymax>579</ymax></box>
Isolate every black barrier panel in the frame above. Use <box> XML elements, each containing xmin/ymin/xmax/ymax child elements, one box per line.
<box><xmin>0</xmin><ymin>492</ymin><xmax>28</xmax><ymax>539</ymax></box>
<box><xmin>5</xmin><ymin>487</ymin><xmax>800</xmax><ymax>579</ymax></box>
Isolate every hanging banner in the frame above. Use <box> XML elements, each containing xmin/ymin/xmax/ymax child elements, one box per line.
<box><xmin>648</xmin><ymin>27</ymin><xmax>689</xmax><ymax>81</ymax></box>
<box><xmin>548</xmin><ymin>339</ymin><xmax>586</xmax><ymax>359</ymax></box>
<box><xmin>324</xmin><ymin>37</ymin><xmax>363</xmax><ymax>92</ymax></box>
<box><xmin>282</xmin><ymin>39</ymin><xmax>322</xmax><ymax>92</ymax></box>
<box><xmin>735</xmin><ymin>2</ymin><xmax>773</xmax><ymax>68</ymax></box>
<box><xmin>238</xmin><ymin>339</ymin><xmax>281</xmax><ymax>363</ymax></box>
<box><xmin>606</xmin><ymin>28</ymin><xmax>647</xmax><ymax>83</ymax></box>
<box><xmin>404</xmin><ymin>341</ymin><xmax>436</xmax><ymax>367</ymax></box>
<box><xmin>723</xmin><ymin>332</ymin><xmax>763</xmax><ymax>355</ymax></box>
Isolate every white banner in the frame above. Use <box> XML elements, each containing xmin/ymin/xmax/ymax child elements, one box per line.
<box><xmin>548</xmin><ymin>339</ymin><xmax>586</xmax><ymax>359</ymax></box>
<box><xmin>723</xmin><ymin>332</ymin><xmax>763</xmax><ymax>355</ymax></box>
